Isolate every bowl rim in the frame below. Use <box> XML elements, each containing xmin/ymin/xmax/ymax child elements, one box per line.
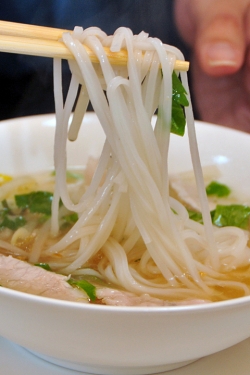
<box><xmin>1</xmin><ymin>284</ymin><xmax>250</xmax><ymax>314</ymax></box>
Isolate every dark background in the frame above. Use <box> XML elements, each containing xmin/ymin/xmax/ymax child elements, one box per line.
<box><xmin>0</xmin><ymin>0</ymin><xmax>190</xmax><ymax>120</ymax></box>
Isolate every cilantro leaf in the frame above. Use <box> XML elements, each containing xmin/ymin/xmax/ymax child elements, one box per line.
<box><xmin>63</xmin><ymin>212</ymin><xmax>78</xmax><ymax>224</ymax></box>
<box><xmin>171</xmin><ymin>71</ymin><xmax>189</xmax><ymax>136</ymax></box>
<box><xmin>171</xmin><ymin>101</ymin><xmax>187</xmax><ymax>136</ymax></box>
<box><xmin>68</xmin><ymin>278</ymin><xmax>96</xmax><ymax>302</ymax></box>
<box><xmin>187</xmin><ymin>209</ymin><xmax>203</xmax><ymax>224</ymax></box>
<box><xmin>206</xmin><ymin>181</ymin><xmax>231</xmax><ymax>197</ymax></box>
<box><xmin>60</xmin><ymin>212</ymin><xmax>78</xmax><ymax>230</ymax></box>
<box><xmin>35</xmin><ymin>263</ymin><xmax>52</xmax><ymax>271</ymax></box>
<box><xmin>0</xmin><ymin>199</ymin><xmax>26</xmax><ymax>230</ymax></box>
<box><xmin>172</xmin><ymin>71</ymin><xmax>189</xmax><ymax>107</ymax></box>
<box><xmin>15</xmin><ymin>191</ymin><xmax>53</xmax><ymax>216</ymax></box>
<box><xmin>66</xmin><ymin>171</ymin><xmax>84</xmax><ymax>182</ymax></box>
<box><xmin>1</xmin><ymin>199</ymin><xmax>12</xmax><ymax>213</ymax></box>
<box><xmin>212</xmin><ymin>205</ymin><xmax>250</xmax><ymax>229</ymax></box>
<box><xmin>0</xmin><ymin>215</ymin><xmax>26</xmax><ymax>230</ymax></box>
<box><xmin>188</xmin><ymin>204</ymin><xmax>250</xmax><ymax>230</ymax></box>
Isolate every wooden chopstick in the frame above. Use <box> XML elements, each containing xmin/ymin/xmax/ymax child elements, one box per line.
<box><xmin>0</xmin><ymin>34</ymin><xmax>130</xmax><ymax>65</ymax></box>
<box><xmin>0</xmin><ymin>21</ymin><xmax>189</xmax><ymax>71</ymax></box>
<box><xmin>0</xmin><ymin>20</ymin><xmax>68</xmax><ymax>41</ymax></box>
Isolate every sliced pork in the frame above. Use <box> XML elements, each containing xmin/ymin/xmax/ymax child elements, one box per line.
<box><xmin>0</xmin><ymin>254</ymin><xmax>210</xmax><ymax>306</ymax></box>
<box><xmin>96</xmin><ymin>287</ymin><xmax>210</xmax><ymax>307</ymax></box>
<box><xmin>0</xmin><ymin>255</ymin><xmax>88</xmax><ymax>302</ymax></box>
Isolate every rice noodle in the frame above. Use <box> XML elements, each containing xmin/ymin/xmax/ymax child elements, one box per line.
<box><xmin>1</xmin><ymin>26</ymin><xmax>250</xmax><ymax>303</ymax></box>
<box><xmin>46</xmin><ymin>26</ymin><xmax>250</xmax><ymax>301</ymax></box>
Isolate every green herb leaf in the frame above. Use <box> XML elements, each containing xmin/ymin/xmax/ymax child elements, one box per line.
<box><xmin>15</xmin><ymin>191</ymin><xmax>53</xmax><ymax>216</ymax></box>
<box><xmin>66</xmin><ymin>171</ymin><xmax>84</xmax><ymax>182</ymax></box>
<box><xmin>172</xmin><ymin>71</ymin><xmax>189</xmax><ymax>107</ymax></box>
<box><xmin>157</xmin><ymin>71</ymin><xmax>189</xmax><ymax>136</ymax></box>
<box><xmin>171</xmin><ymin>101</ymin><xmax>187</xmax><ymax>136</ymax></box>
<box><xmin>68</xmin><ymin>278</ymin><xmax>96</xmax><ymax>302</ymax></box>
<box><xmin>171</xmin><ymin>71</ymin><xmax>189</xmax><ymax>136</ymax></box>
<box><xmin>52</xmin><ymin>170</ymin><xmax>84</xmax><ymax>182</ymax></box>
<box><xmin>206</xmin><ymin>181</ymin><xmax>231</xmax><ymax>197</ymax></box>
<box><xmin>1</xmin><ymin>199</ymin><xmax>12</xmax><ymax>213</ymax></box>
<box><xmin>0</xmin><ymin>198</ymin><xmax>26</xmax><ymax>230</ymax></box>
<box><xmin>212</xmin><ymin>205</ymin><xmax>250</xmax><ymax>229</ymax></box>
<box><xmin>63</xmin><ymin>212</ymin><xmax>78</xmax><ymax>224</ymax></box>
<box><xmin>188</xmin><ymin>204</ymin><xmax>250</xmax><ymax>230</ymax></box>
<box><xmin>60</xmin><ymin>212</ymin><xmax>79</xmax><ymax>230</ymax></box>
<box><xmin>0</xmin><ymin>215</ymin><xmax>26</xmax><ymax>230</ymax></box>
<box><xmin>34</xmin><ymin>263</ymin><xmax>52</xmax><ymax>271</ymax></box>
<box><xmin>187</xmin><ymin>209</ymin><xmax>203</xmax><ymax>224</ymax></box>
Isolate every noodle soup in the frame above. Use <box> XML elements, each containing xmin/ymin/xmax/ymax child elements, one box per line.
<box><xmin>1</xmin><ymin>115</ymin><xmax>250</xmax><ymax>375</ymax></box>
<box><xmin>1</xmin><ymin>27</ymin><xmax>250</xmax><ymax>307</ymax></box>
<box><xmin>2</xmin><ymin>25</ymin><xmax>250</xmax><ymax>375</ymax></box>
<box><xmin>0</xmin><ymin>163</ymin><xmax>249</xmax><ymax>306</ymax></box>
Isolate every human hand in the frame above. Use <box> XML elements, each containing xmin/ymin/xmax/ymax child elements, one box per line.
<box><xmin>174</xmin><ymin>0</ymin><xmax>250</xmax><ymax>132</ymax></box>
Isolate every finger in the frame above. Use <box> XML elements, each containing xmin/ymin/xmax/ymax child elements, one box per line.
<box><xmin>245</xmin><ymin>3</ymin><xmax>250</xmax><ymax>44</ymax></box>
<box><xmin>174</xmin><ymin>0</ymin><xmax>196</xmax><ymax>46</ymax></box>
<box><xmin>192</xmin><ymin>0</ymin><xmax>248</xmax><ymax>76</ymax></box>
<box><xmin>244</xmin><ymin>5</ymin><xmax>250</xmax><ymax>94</ymax></box>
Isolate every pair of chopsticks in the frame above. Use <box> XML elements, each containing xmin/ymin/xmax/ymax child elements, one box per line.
<box><xmin>0</xmin><ymin>20</ymin><xmax>189</xmax><ymax>71</ymax></box>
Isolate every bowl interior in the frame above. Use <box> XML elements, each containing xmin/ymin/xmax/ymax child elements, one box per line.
<box><xmin>1</xmin><ymin>114</ymin><xmax>250</xmax><ymax>374</ymax></box>
<box><xmin>1</xmin><ymin>114</ymin><xmax>249</xmax><ymax>200</ymax></box>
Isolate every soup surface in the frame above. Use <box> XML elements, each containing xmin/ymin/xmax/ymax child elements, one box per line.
<box><xmin>0</xmin><ymin>168</ymin><xmax>249</xmax><ymax>307</ymax></box>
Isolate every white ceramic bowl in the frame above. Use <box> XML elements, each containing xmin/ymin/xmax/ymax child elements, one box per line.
<box><xmin>0</xmin><ymin>113</ymin><xmax>250</xmax><ymax>375</ymax></box>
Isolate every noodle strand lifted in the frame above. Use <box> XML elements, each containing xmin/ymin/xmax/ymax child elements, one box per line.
<box><xmin>1</xmin><ymin>26</ymin><xmax>250</xmax><ymax>304</ymax></box>
<box><xmin>46</xmin><ymin>26</ymin><xmax>250</xmax><ymax>300</ymax></box>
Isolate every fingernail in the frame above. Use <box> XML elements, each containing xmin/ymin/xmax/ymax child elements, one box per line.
<box><xmin>203</xmin><ymin>42</ymin><xmax>239</xmax><ymax>67</ymax></box>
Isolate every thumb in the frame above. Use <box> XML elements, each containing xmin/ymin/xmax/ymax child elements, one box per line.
<box><xmin>193</xmin><ymin>0</ymin><xmax>247</xmax><ymax>76</ymax></box>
